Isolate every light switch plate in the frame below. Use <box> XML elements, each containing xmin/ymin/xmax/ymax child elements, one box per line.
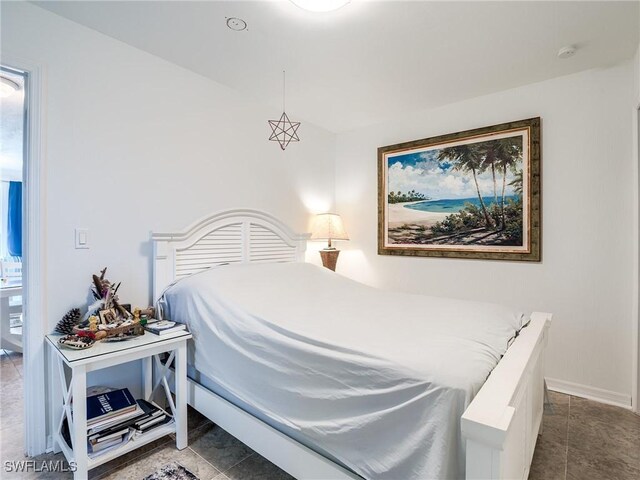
<box><xmin>75</xmin><ymin>228</ymin><xmax>89</xmax><ymax>249</ymax></box>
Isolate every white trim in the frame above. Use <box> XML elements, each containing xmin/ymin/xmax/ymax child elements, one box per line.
<box><xmin>1</xmin><ymin>54</ymin><xmax>48</xmax><ymax>456</ymax></box>
<box><xmin>546</xmin><ymin>377</ymin><xmax>633</xmax><ymax>410</ymax></box>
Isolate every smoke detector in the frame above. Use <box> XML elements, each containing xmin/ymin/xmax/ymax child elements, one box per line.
<box><xmin>557</xmin><ymin>45</ymin><xmax>576</xmax><ymax>59</ymax></box>
<box><xmin>226</xmin><ymin>17</ymin><xmax>247</xmax><ymax>31</ymax></box>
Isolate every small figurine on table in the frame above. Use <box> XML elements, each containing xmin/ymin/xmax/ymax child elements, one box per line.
<box><xmin>88</xmin><ymin>315</ymin><xmax>98</xmax><ymax>332</ymax></box>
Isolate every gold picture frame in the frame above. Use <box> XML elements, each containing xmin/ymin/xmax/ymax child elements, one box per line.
<box><xmin>378</xmin><ymin>117</ymin><xmax>541</xmax><ymax>261</ymax></box>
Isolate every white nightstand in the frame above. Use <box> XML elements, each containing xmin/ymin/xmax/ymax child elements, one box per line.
<box><xmin>46</xmin><ymin>330</ymin><xmax>192</xmax><ymax>480</ymax></box>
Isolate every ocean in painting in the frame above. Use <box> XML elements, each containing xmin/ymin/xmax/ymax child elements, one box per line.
<box><xmin>406</xmin><ymin>196</ymin><xmax>517</xmax><ymax>213</ymax></box>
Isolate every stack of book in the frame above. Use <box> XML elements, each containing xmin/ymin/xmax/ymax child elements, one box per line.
<box><xmin>87</xmin><ymin>398</ymin><xmax>173</xmax><ymax>456</ymax></box>
<box><xmin>63</xmin><ymin>387</ymin><xmax>174</xmax><ymax>457</ymax></box>
<box><xmin>87</xmin><ymin>388</ymin><xmax>139</xmax><ymax>429</ymax></box>
<box><xmin>144</xmin><ymin>319</ymin><xmax>187</xmax><ymax>336</ymax></box>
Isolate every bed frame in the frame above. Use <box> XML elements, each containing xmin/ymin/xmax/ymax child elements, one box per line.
<box><xmin>152</xmin><ymin>209</ymin><xmax>551</xmax><ymax>480</ymax></box>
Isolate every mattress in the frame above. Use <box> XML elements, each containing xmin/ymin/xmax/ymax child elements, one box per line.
<box><xmin>162</xmin><ymin>262</ymin><xmax>525</xmax><ymax>480</ymax></box>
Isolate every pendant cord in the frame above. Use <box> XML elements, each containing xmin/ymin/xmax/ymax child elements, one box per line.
<box><xmin>282</xmin><ymin>70</ymin><xmax>286</xmax><ymax>111</ymax></box>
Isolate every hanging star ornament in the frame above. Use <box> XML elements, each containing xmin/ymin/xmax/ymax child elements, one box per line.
<box><xmin>268</xmin><ymin>70</ymin><xmax>300</xmax><ymax>151</ymax></box>
<box><xmin>268</xmin><ymin>111</ymin><xmax>300</xmax><ymax>151</ymax></box>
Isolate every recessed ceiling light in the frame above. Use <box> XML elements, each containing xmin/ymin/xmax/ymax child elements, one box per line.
<box><xmin>0</xmin><ymin>76</ymin><xmax>20</xmax><ymax>98</ymax></box>
<box><xmin>290</xmin><ymin>0</ymin><xmax>350</xmax><ymax>13</ymax></box>
<box><xmin>557</xmin><ymin>45</ymin><xmax>576</xmax><ymax>59</ymax></box>
<box><xmin>226</xmin><ymin>17</ymin><xmax>247</xmax><ymax>31</ymax></box>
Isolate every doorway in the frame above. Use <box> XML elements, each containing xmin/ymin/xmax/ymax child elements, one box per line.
<box><xmin>1</xmin><ymin>65</ymin><xmax>26</xmax><ymax>353</ymax></box>
<box><xmin>1</xmin><ymin>57</ymin><xmax>47</xmax><ymax>458</ymax></box>
<box><xmin>0</xmin><ymin>65</ymin><xmax>27</xmax><ymax>463</ymax></box>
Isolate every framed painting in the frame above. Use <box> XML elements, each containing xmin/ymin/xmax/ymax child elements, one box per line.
<box><xmin>378</xmin><ymin>117</ymin><xmax>541</xmax><ymax>261</ymax></box>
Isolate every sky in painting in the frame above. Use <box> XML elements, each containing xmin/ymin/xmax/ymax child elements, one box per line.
<box><xmin>388</xmin><ymin>147</ymin><xmax>519</xmax><ymax>200</ymax></box>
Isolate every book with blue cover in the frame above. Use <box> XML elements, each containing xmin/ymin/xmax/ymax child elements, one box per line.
<box><xmin>86</xmin><ymin>388</ymin><xmax>137</xmax><ymax>426</ymax></box>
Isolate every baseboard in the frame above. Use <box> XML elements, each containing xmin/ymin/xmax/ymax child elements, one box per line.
<box><xmin>546</xmin><ymin>377</ymin><xmax>632</xmax><ymax>410</ymax></box>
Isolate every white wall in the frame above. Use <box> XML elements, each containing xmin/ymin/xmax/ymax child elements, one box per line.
<box><xmin>335</xmin><ymin>62</ymin><xmax>636</xmax><ymax>404</ymax></box>
<box><xmin>1</xmin><ymin>1</ymin><xmax>335</xmax><ymax>449</ymax></box>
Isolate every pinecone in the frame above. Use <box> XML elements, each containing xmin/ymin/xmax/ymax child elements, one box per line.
<box><xmin>55</xmin><ymin>308</ymin><xmax>82</xmax><ymax>334</ymax></box>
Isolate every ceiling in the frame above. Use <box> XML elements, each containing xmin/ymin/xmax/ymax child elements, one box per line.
<box><xmin>34</xmin><ymin>1</ymin><xmax>639</xmax><ymax>133</ymax></box>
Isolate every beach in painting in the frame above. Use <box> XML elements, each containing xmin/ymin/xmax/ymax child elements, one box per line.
<box><xmin>387</xmin><ymin>201</ymin><xmax>448</xmax><ymax>228</ymax></box>
<box><xmin>389</xmin><ymin>196</ymin><xmax>517</xmax><ymax>227</ymax></box>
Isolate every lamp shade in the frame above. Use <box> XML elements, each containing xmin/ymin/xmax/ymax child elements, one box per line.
<box><xmin>310</xmin><ymin>213</ymin><xmax>349</xmax><ymax>242</ymax></box>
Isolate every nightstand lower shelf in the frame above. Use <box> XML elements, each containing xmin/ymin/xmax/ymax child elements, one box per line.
<box><xmin>56</xmin><ymin>422</ymin><xmax>175</xmax><ymax>470</ymax></box>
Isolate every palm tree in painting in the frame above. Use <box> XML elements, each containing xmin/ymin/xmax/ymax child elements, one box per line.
<box><xmin>478</xmin><ymin>141</ymin><xmax>499</xmax><ymax>206</ymax></box>
<box><xmin>437</xmin><ymin>145</ymin><xmax>494</xmax><ymax>228</ymax></box>
<box><xmin>496</xmin><ymin>137</ymin><xmax>523</xmax><ymax>227</ymax></box>
<box><xmin>509</xmin><ymin>170</ymin><xmax>523</xmax><ymax>196</ymax></box>
<box><xmin>476</xmin><ymin>137</ymin><xmax>523</xmax><ymax>228</ymax></box>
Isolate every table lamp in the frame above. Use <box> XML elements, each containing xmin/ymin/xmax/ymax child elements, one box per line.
<box><xmin>310</xmin><ymin>213</ymin><xmax>349</xmax><ymax>271</ymax></box>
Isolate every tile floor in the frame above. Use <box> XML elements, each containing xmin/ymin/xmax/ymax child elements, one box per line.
<box><xmin>529</xmin><ymin>390</ymin><xmax>640</xmax><ymax>480</ymax></box>
<box><xmin>1</xmin><ymin>349</ymin><xmax>638</xmax><ymax>480</ymax></box>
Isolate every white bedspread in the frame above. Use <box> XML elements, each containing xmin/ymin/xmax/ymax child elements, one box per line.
<box><xmin>163</xmin><ymin>262</ymin><xmax>524</xmax><ymax>480</ymax></box>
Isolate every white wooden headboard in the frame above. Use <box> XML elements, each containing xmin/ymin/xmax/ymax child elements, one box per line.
<box><xmin>152</xmin><ymin>209</ymin><xmax>310</xmax><ymax>301</ymax></box>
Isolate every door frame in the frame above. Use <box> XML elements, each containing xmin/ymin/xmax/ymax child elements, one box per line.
<box><xmin>635</xmin><ymin>103</ymin><xmax>640</xmax><ymax>414</ymax></box>
<box><xmin>2</xmin><ymin>54</ymin><xmax>48</xmax><ymax>455</ymax></box>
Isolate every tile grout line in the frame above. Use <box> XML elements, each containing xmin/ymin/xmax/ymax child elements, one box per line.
<box><xmin>219</xmin><ymin>451</ymin><xmax>256</xmax><ymax>475</ymax></box>
<box><xmin>9</xmin><ymin>355</ymin><xmax>22</xmax><ymax>377</ymax></box>
<box><xmin>186</xmin><ymin>445</ymin><xmax>225</xmax><ymax>476</ymax></box>
<box><xmin>183</xmin><ymin>421</ymin><xmax>255</xmax><ymax>477</ymax></box>
<box><xmin>170</xmin><ymin>420</ymin><xmax>209</xmax><ymax>441</ymax></box>
<box><xmin>564</xmin><ymin>395</ymin><xmax>570</xmax><ymax>480</ymax></box>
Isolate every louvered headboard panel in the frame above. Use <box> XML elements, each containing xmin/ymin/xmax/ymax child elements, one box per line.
<box><xmin>249</xmin><ymin>223</ymin><xmax>298</xmax><ymax>263</ymax></box>
<box><xmin>174</xmin><ymin>223</ymin><xmax>244</xmax><ymax>279</ymax></box>
<box><xmin>152</xmin><ymin>209</ymin><xmax>309</xmax><ymax>301</ymax></box>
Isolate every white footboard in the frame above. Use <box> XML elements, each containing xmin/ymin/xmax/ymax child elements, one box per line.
<box><xmin>462</xmin><ymin>312</ymin><xmax>551</xmax><ymax>480</ymax></box>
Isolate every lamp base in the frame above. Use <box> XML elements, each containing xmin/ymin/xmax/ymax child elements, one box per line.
<box><xmin>319</xmin><ymin>249</ymin><xmax>340</xmax><ymax>272</ymax></box>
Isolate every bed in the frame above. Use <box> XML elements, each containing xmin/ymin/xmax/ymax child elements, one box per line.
<box><xmin>152</xmin><ymin>209</ymin><xmax>551</xmax><ymax>480</ymax></box>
